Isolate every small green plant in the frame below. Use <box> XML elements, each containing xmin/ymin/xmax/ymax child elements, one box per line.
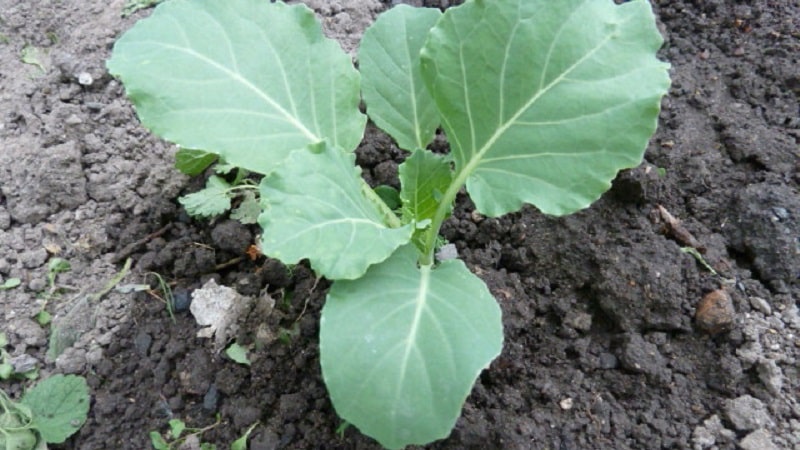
<box><xmin>108</xmin><ymin>0</ymin><xmax>670</xmax><ymax>447</ymax></box>
<box><xmin>0</xmin><ymin>279</ymin><xmax>20</xmax><ymax>291</ymax></box>
<box><xmin>149</xmin><ymin>416</ymin><xmax>220</xmax><ymax>450</ymax></box>
<box><xmin>0</xmin><ymin>374</ymin><xmax>89</xmax><ymax>449</ymax></box>
<box><xmin>175</xmin><ymin>160</ymin><xmax>261</xmax><ymax>224</ymax></box>
<box><xmin>0</xmin><ymin>333</ymin><xmax>37</xmax><ymax>381</ymax></box>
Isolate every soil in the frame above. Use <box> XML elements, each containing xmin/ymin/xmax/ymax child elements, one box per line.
<box><xmin>1</xmin><ymin>0</ymin><xmax>798</xmax><ymax>449</ymax></box>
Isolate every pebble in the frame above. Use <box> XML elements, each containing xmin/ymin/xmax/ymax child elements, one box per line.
<box><xmin>559</xmin><ymin>397</ymin><xmax>574</xmax><ymax>410</ymax></box>
<box><xmin>749</xmin><ymin>297</ymin><xmax>772</xmax><ymax>315</ymax></box>
<box><xmin>77</xmin><ymin>72</ymin><xmax>93</xmax><ymax>85</ymax></box>
<box><xmin>203</xmin><ymin>384</ymin><xmax>218</xmax><ymax>411</ymax></box>
<box><xmin>756</xmin><ymin>358</ymin><xmax>783</xmax><ymax>396</ymax></box>
<box><xmin>134</xmin><ymin>332</ymin><xmax>152</xmax><ymax>356</ymax></box>
<box><xmin>724</xmin><ymin>395</ymin><xmax>774</xmax><ymax>431</ymax></box>
<box><xmin>695</xmin><ymin>289</ymin><xmax>735</xmax><ymax>334</ymax></box>
<box><xmin>739</xmin><ymin>429</ymin><xmax>779</xmax><ymax>450</ymax></box>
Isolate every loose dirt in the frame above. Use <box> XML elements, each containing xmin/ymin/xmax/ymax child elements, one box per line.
<box><xmin>1</xmin><ymin>0</ymin><xmax>798</xmax><ymax>449</ymax></box>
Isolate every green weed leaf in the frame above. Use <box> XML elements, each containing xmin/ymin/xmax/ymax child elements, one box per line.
<box><xmin>107</xmin><ymin>0</ymin><xmax>366</xmax><ymax>173</ymax></box>
<box><xmin>320</xmin><ymin>245</ymin><xmax>503</xmax><ymax>449</ymax></box>
<box><xmin>179</xmin><ymin>175</ymin><xmax>232</xmax><ymax>218</ymax></box>
<box><xmin>420</xmin><ymin>0</ymin><xmax>670</xmax><ymax>216</ymax></box>
<box><xmin>225</xmin><ymin>343</ymin><xmax>251</xmax><ymax>366</ymax></box>
<box><xmin>230</xmin><ymin>191</ymin><xmax>261</xmax><ymax>225</ymax></box>
<box><xmin>359</xmin><ymin>5</ymin><xmax>441</xmax><ymax>151</ymax></box>
<box><xmin>175</xmin><ymin>148</ymin><xmax>217</xmax><ymax>176</ymax></box>
<box><xmin>259</xmin><ymin>142</ymin><xmax>413</xmax><ymax>280</ymax></box>
<box><xmin>21</xmin><ymin>374</ymin><xmax>89</xmax><ymax>444</ymax></box>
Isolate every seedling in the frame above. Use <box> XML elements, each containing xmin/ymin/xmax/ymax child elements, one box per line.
<box><xmin>0</xmin><ymin>333</ymin><xmax>38</xmax><ymax>381</ymax></box>
<box><xmin>149</xmin><ymin>415</ymin><xmax>221</xmax><ymax>450</ymax></box>
<box><xmin>0</xmin><ymin>374</ymin><xmax>89</xmax><ymax>449</ymax></box>
<box><xmin>176</xmin><ymin>155</ymin><xmax>262</xmax><ymax>224</ymax></box>
<box><xmin>108</xmin><ymin>0</ymin><xmax>670</xmax><ymax>448</ymax></box>
<box><xmin>0</xmin><ymin>278</ymin><xmax>20</xmax><ymax>291</ymax></box>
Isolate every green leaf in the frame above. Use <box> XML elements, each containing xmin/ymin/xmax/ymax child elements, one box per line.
<box><xmin>107</xmin><ymin>0</ymin><xmax>366</xmax><ymax>173</ymax></box>
<box><xmin>420</xmin><ymin>0</ymin><xmax>671</xmax><ymax>217</ymax></box>
<box><xmin>0</xmin><ymin>363</ymin><xmax>12</xmax><ymax>380</ymax></box>
<box><xmin>0</xmin><ymin>332</ymin><xmax>7</xmax><ymax>347</ymax></box>
<box><xmin>230</xmin><ymin>191</ymin><xmax>261</xmax><ymax>225</ymax></box>
<box><xmin>179</xmin><ymin>175</ymin><xmax>232</xmax><ymax>218</ymax></box>
<box><xmin>168</xmin><ymin>418</ymin><xmax>185</xmax><ymax>439</ymax></box>
<box><xmin>399</xmin><ymin>149</ymin><xmax>453</xmax><ymax>225</ymax></box>
<box><xmin>175</xmin><ymin>148</ymin><xmax>218</xmax><ymax>176</ymax></box>
<box><xmin>373</xmin><ymin>185</ymin><xmax>402</xmax><ymax>211</ymax></box>
<box><xmin>225</xmin><ymin>343</ymin><xmax>251</xmax><ymax>366</ymax></box>
<box><xmin>34</xmin><ymin>310</ymin><xmax>51</xmax><ymax>326</ymax></box>
<box><xmin>149</xmin><ymin>431</ymin><xmax>169</xmax><ymax>450</ymax></box>
<box><xmin>259</xmin><ymin>142</ymin><xmax>413</xmax><ymax>280</ymax></box>
<box><xmin>21</xmin><ymin>374</ymin><xmax>89</xmax><ymax>444</ymax></box>
<box><xmin>360</xmin><ymin>5</ymin><xmax>441</xmax><ymax>151</ymax></box>
<box><xmin>0</xmin><ymin>278</ymin><xmax>21</xmax><ymax>290</ymax></box>
<box><xmin>320</xmin><ymin>245</ymin><xmax>503</xmax><ymax>449</ymax></box>
<box><xmin>231</xmin><ymin>421</ymin><xmax>259</xmax><ymax>450</ymax></box>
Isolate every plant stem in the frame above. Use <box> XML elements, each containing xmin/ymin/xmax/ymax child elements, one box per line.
<box><xmin>419</xmin><ymin>167</ymin><xmax>471</xmax><ymax>266</ymax></box>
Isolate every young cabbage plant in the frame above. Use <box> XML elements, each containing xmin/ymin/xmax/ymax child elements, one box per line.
<box><xmin>107</xmin><ymin>0</ymin><xmax>670</xmax><ymax>448</ymax></box>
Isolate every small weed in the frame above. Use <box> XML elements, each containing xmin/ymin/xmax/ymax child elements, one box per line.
<box><xmin>149</xmin><ymin>415</ymin><xmax>221</xmax><ymax>450</ymax></box>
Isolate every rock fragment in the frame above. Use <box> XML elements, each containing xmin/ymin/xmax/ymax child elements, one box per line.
<box><xmin>723</xmin><ymin>395</ymin><xmax>774</xmax><ymax>431</ymax></box>
<box><xmin>695</xmin><ymin>289</ymin><xmax>735</xmax><ymax>334</ymax></box>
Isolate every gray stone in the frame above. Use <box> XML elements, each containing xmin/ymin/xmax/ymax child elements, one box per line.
<box><xmin>749</xmin><ymin>297</ymin><xmax>772</xmax><ymax>315</ymax></box>
<box><xmin>739</xmin><ymin>429</ymin><xmax>779</xmax><ymax>450</ymax></box>
<box><xmin>756</xmin><ymin>359</ymin><xmax>783</xmax><ymax>396</ymax></box>
<box><xmin>724</xmin><ymin>395</ymin><xmax>774</xmax><ymax>431</ymax></box>
<box><xmin>618</xmin><ymin>333</ymin><xmax>667</xmax><ymax>379</ymax></box>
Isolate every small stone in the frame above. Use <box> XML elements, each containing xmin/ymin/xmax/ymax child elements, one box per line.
<box><xmin>9</xmin><ymin>354</ymin><xmax>39</xmax><ymax>373</ymax></box>
<box><xmin>435</xmin><ymin>243</ymin><xmax>458</xmax><ymax>261</ymax></box>
<box><xmin>724</xmin><ymin>395</ymin><xmax>774</xmax><ymax>431</ymax></box>
<box><xmin>739</xmin><ymin>429</ymin><xmax>779</xmax><ymax>450</ymax></box>
<box><xmin>203</xmin><ymin>384</ymin><xmax>218</xmax><ymax>411</ymax></box>
<box><xmin>77</xmin><ymin>72</ymin><xmax>93</xmax><ymax>85</ymax></box>
<box><xmin>559</xmin><ymin>397</ymin><xmax>573</xmax><ymax>410</ymax></box>
<box><xmin>756</xmin><ymin>358</ymin><xmax>783</xmax><ymax>396</ymax></box>
<box><xmin>749</xmin><ymin>297</ymin><xmax>772</xmax><ymax>315</ymax></box>
<box><xmin>134</xmin><ymin>332</ymin><xmax>152</xmax><ymax>356</ymax></box>
<box><xmin>695</xmin><ymin>289</ymin><xmax>735</xmax><ymax>334</ymax></box>
<box><xmin>618</xmin><ymin>333</ymin><xmax>666</xmax><ymax>378</ymax></box>
<box><xmin>563</xmin><ymin>310</ymin><xmax>592</xmax><ymax>331</ymax></box>
<box><xmin>64</xmin><ymin>114</ymin><xmax>83</xmax><ymax>125</ymax></box>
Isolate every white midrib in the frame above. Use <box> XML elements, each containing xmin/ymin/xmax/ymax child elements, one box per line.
<box><xmin>396</xmin><ymin>265</ymin><xmax>432</xmax><ymax>399</ymax></box>
<box><xmin>159</xmin><ymin>43</ymin><xmax>320</xmax><ymax>142</ymax></box>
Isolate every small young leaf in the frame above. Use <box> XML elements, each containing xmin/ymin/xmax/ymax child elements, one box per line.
<box><xmin>399</xmin><ymin>149</ymin><xmax>453</xmax><ymax>225</ymax></box>
<box><xmin>230</xmin><ymin>191</ymin><xmax>261</xmax><ymax>225</ymax></box>
<box><xmin>0</xmin><ymin>332</ymin><xmax>7</xmax><ymax>347</ymax></box>
<box><xmin>420</xmin><ymin>0</ymin><xmax>671</xmax><ymax>217</ymax></box>
<box><xmin>149</xmin><ymin>431</ymin><xmax>170</xmax><ymax>450</ymax></box>
<box><xmin>107</xmin><ymin>0</ymin><xmax>366</xmax><ymax>174</ymax></box>
<box><xmin>320</xmin><ymin>245</ymin><xmax>503</xmax><ymax>449</ymax></box>
<box><xmin>21</xmin><ymin>374</ymin><xmax>89</xmax><ymax>443</ymax></box>
<box><xmin>373</xmin><ymin>185</ymin><xmax>401</xmax><ymax>211</ymax></box>
<box><xmin>34</xmin><ymin>310</ymin><xmax>51</xmax><ymax>326</ymax></box>
<box><xmin>175</xmin><ymin>148</ymin><xmax>217</xmax><ymax>176</ymax></box>
<box><xmin>225</xmin><ymin>343</ymin><xmax>251</xmax><ymax>367</ymax></box>
<box><xmin>359</xmin><ymin>5</ymin><xmax>441</xmax><ymax>151</ymax></box>
<box><xmin>231</xmin><ymin>421</ymin><xmax>259</xmax><ymax>450</ymax></box>
<box><xmin>179</xmin><ymin>176</ymin><xmax>232</xmax><ymax>218</ymax></box>
<box><xmin>0</xmin><ymin>362</ymin><xmax>12</xmax><ymax>380</ymax></box>
<box><xmin>0</xmin><ymin>278</ymin><xmax>21</xmax><ymax>290</ymax></box>
<box><xmin>259</xmin><ymin>142</ymin><xmax>413</xmax><ymax>280</ymax></box>
<box><xmin>168</xmin><ymin>418</ymin><xmax>185</xmax><ymax>439</ymax></box>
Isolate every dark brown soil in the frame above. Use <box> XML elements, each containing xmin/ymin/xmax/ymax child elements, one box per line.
<box><xmin>1</xmin><ymin>0</ymin><xmax>798</xmax><ymax>449</ymax></box>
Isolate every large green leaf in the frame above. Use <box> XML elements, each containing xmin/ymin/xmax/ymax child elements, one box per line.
<box><xmin>107</xmin><ymin>0</ymin><xmax>366</xmax><ymax>174</ymax></box>
<box><xmin>420</xmin><ymin>0</ymin><xmax>671</xmax><ymax>217</ymax></box>
<box><xmin>21</xmin><ymin>375</ymin><xmax>89</xmax><ymax>444</ymax></box>
<box><xmin>359</xmin><ymin>5</ymin><xmax>441</xmax><ymax>151</ymax></box>
<box><xmin>258</xmin><ymin>142</ymin><xmax>412</xmax><ymax>280</ymax></box>
<box><xmin>320</xmin><ymin>245</ymin><xmax>503</xmax><ymax>449</ymax></box>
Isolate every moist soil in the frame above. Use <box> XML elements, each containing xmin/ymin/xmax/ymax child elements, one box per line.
<box><xmin>1</xmin><ymin>0</ymin><xmax>798</xmax><ymax>449</ymax></box>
